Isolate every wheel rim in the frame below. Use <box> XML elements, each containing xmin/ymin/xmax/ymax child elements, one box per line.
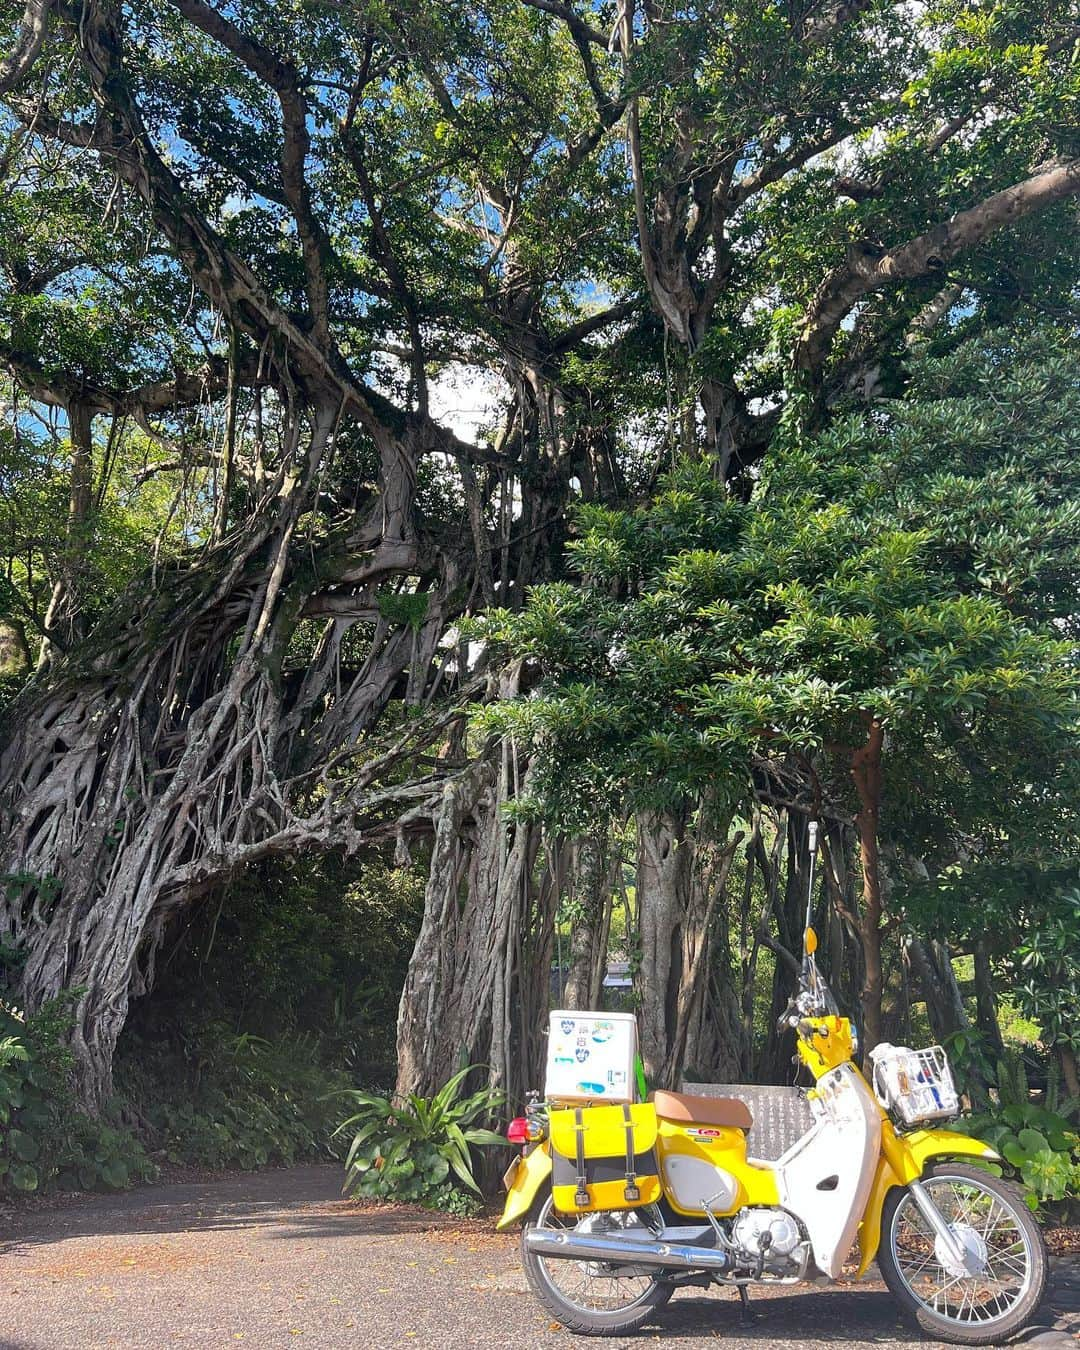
<box><xmin>529</xmin><ymin>1196</ymin><xmax>663</xmax><ymax>1314</ymax></box>
<box><xmin>889</xmin><ymin>1173</ymin><xmax>1035</xmax><ymax>1326</ymax></box>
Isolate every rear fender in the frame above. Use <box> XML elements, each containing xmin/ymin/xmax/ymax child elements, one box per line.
<box><xmin>496</xmin><ymin>1143</ymin><xmax>552</xmax><ymax>1231</ymax></box>
<box><xmin>856</xmin><ymin>1126</ymin><xmax>1000</xmax><ymax>1277</ymax></box>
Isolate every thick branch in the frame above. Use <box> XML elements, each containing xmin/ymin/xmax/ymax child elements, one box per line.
<box><xmin>0</xmin><ymin>0</ymin><xmax>54</xmax><ymax>93</ymax></box>
<box><xmin>550</xmin><ymin>298</ymin><xmax>638</xmax><ymax>353</ymax></box>
<box><xmin>32</xmin><ymin>2</ymin><xmax>370</xmax><ymax>429</ymax></box>
<box><xmin>341</xmin><ymin>132</ymin><xmax>429</xmax><ymax>416</ymax></box>
<box><xmin>795</xmin><ymin>157</ymin><xmax>1080</xmax><ymax>375</ymax></box>
<box><xmin>164</xmin><ymin>0</ymin><xmax>332</xmax><ymax>343</ymax></box>
<box><xmin>518</xmin><ymin>0</ymin><xmax>610</xmax><ymax>51</ymax></box>
<box><xmin>0</xmin><ymin>337</ymin><xmax>266</xmax><ymax>416</ymax></box>
<box><xmin>730</xmin><ymin>122</ymin><xmax>856</xmax><ymax>208</ymax></box>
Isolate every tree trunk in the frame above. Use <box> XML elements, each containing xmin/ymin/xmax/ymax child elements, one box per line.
<box><xmin>907</xmin><ymin>937</ymin><xmax>969</xmax><ymax>1043</ymax></box>
<box><xmin>635</xmin><ymin>805</ymin><xmax>742</xmax><ymax>1089</ymax></box>
<box><xmin>1059</xmin><ymin>1044</ymin><xmax>1080</xmax><ymax>1099</ymax></box>
<box><xmin>973</xmin><ymin>938</ymin><xmax>1004</xmax><ymax>1059</ymax></box>
<box><xmin>682</xmin><ymin>921</ymin><xmax>747</xmax><ymax>1084</ymax></box>
<box><xmin>37</xmin><ymin>400</ymin><xmax>94</xmax><ymax>667</ymax></box>
<box><xmin>756</xmin><ymin>811</ymin><xmax>807</xmax><ymax>1083</ymax></box>
<box><xmin>667</xmin><ymin>832</ymin><xmax>742</xmax><ymax>1085</ymax></box>
<box><xmin>395</xmin><ymin>711</ymin><xmax>550</xmax><ymax>1108</ymax></box>
<box><xmin>634</xmin><ymin>806</ymin><xmax>691</xmax><ymax>1088</ymax></box>
<box><xmin>850</xmin><ymin>715</ymin><xmax>885</xmax><ymax>1060</ymax></box>
<box><xmin>562</xmin><ymin>831</ymin><xmax>615</xmax><ymax>1012</ymax></box>
<box><xmin>819</xmin><ymin>820</ymin><xmax>865</xmax><ymax>1023</ymax></box>
<box><xmin>0</xmin><ymin>618</ymin><xmax>31</xmax><ymax>677</ymax></box>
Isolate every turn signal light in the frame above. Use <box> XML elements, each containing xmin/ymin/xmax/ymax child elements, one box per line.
<box><xmin>506</xmin><ymin>1117</ymin><xmax>532</xmax><ymax>1144</ymax></box>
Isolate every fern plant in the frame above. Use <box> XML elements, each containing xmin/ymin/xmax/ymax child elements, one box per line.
<box><xmin>335</xmin><ymin>1066</ymin><xmax>504</xmax><ymax>1205</ymax></box>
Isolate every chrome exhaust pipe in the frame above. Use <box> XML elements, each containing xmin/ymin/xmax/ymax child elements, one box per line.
<box><xmin>524</xmin><ymin>1226</ymin><xmax>731</xmax><ymax>1273</ymax></box>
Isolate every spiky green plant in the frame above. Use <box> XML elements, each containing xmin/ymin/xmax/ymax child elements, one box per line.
<box><xmin>335</xmin><ymin>1067</ymin><xmax>504</xmax><ymax>1205</ymax></box>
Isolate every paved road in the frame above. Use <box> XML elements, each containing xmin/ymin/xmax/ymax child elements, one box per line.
<box><xmin>0</xmin><ymin>1165</ymin><xmax>1075</xmax><ymax>1350</ymax></box>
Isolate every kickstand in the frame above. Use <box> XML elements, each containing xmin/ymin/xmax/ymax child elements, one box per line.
<box><xmin>737</xmin><ymin>1284</ymin><xmax>753</xmax><ymax>1327</ymax></box>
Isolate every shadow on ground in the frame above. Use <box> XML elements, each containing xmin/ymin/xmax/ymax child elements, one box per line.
<box><xmin>2</xmin><ymin>1163</ymin><xmax>1076</xmax><ymax>1350</ymax></box>
<box><xmin>0</xmin><ymin>1163</ymin><xmax>465</xmax><ymax>1253</ymax></box>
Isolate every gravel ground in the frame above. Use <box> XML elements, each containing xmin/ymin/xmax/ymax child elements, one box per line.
<box><xmin>0</xmin><ymin>1164</ymin><xmax>1076</xmax><ymax>1350</ymax></box>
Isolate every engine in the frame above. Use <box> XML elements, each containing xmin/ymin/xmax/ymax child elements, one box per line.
<box><xmin>729</xmin><ymin>1208</ymin><xmax>807</xmax><ymax>1276</ymax></box>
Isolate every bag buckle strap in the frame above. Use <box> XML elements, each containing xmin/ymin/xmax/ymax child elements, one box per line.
<box><xmin>622</xmin><ymin>1103</ymin><xmax>640</xmax><ymax>1202</ymax></box>
<box><xmin>574</xmin><ymin>1107</ymin><xmax>590</xmax><ymax>1208</ymax></box>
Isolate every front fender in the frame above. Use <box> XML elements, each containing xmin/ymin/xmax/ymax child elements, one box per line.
<box><xmin>855</xmin><ymin>1126</ymin><xmax>1000</xmax><ymax>1278</ymax></box>
<box><xmin>496</xmin><ymin>1142</ymin><xmax>552</xmax><ymax>1231</ymax></box>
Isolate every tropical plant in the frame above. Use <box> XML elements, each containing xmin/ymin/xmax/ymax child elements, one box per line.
<box><xmin>953</xmin><ymin>1102</ymin><xmax>1080</xmax><ymax>1215</ymax></box>
<box><xmin>116</xmin><ymin>1021</ymin><xmax>351</xmax><ymax>1173</ymax></box>
<box><xmin>0</xmin><ymin>998</ymin><xmax>156</xmax><ymax>1193</ymax></box>
<box><xmin>336</xmin><ymin>1067</ymin><xmax>504</xmax><ymax>1205</ymax></box>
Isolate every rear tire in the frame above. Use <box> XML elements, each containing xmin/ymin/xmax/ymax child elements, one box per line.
<box><xmin>520</xmin><ymin>1189</ymin><xmax>674</xmax><ymax>1336</ymax></box>
<box><xmin>878</xmin><ymin>1161</ymin><xmax>1047</xmax><ymax>1346</ymax></box>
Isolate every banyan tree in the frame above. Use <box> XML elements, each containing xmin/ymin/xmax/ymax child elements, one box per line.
<box><xmin>2</xmin><ymin>0</ymin><xmax>1079</xmax><ymax>1109</ymax></box>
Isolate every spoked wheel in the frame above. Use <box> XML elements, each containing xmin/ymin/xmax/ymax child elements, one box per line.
<box><xmin>520</xmin><ymin>1190</ymin><xmax>673</xmax><ymax>1336</ymax></box>
<box><xmin>878</xmin><ymin>1162</ymin><xmax>1047</xmax><ymax>1345</ymax></box>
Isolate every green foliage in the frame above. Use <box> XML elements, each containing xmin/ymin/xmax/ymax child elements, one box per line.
<box><xmin>123</xmin><ymin>852</ymin><xmax>424</xmax><ymax>1084</ymax></box>
<box><xmin>376</xmin><ymin>588</ymin><xmax>431</xmax><ymax>632</ymax></box>
<box><xmin>953</xmin><ymin>1103</ymin><xmax>1080</xmax><ymax>1214</ymax></box>
<box><xmin>908</xmin><ymin>873</ymin><xmax>1080</xmax><ymax>1059</ymax></box>
<box><xmin>105</xmin><ymin>851</ymin><xmax>426</xmax><ymax>1178</ymax></box>
<box><xmin>336</xmin><ymin>1066</ymin><xmax>504</xmax><ymax>1205</ymax></box>
<box><xmin>479</xmin><ymin>333</ymin><xmax>1080</xmax><ymax>845</ymax></box>
<box><xmin>952</xmin><ymin>1048</ymin><xmax>1080</xmax><ymax>1214</ymax></box>
<box><xmin>0</xmin><ymin>998</ymin><xmax>156</xmax><ymax>1194</ymax></box>
<box><xmin>942</xmin><ymin>1028</ymin><xmax>997</xmax><ymax>1101</ymax></box>
<box><xmin>118</xmin><ymin>1023</ymin><xmax>350</xmax><ymax>1172</ymax></box>
<box><xmin>0</xmin><ymin>412</ymin><xmax>212</xmax><ymax>673</ymax></box>
<box><xmin>1010</xmin><ymin>888</ymin><xmax>1080</xmax><ymax>1055</ymax></box>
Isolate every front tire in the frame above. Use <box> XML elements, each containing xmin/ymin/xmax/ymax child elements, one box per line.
<box><xmin>878</xmin><ymin>1161</ymin><xmax>1047</xmax><ymax>1345</ymax></box>
<box><xmin>520</xmin><ymin>1190</ymin><xmax>674</xmax><ymax>1336</ymax></box>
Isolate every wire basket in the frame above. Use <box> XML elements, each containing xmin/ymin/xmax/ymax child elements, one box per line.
<box><xmin>869</xmin><ymin>1043</ymin><xmax>959</xmax><ymax>1125</ymax></box>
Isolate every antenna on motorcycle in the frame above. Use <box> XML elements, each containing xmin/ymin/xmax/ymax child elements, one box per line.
<box><xmin>804</xmin><ymin>819</ymin><xmax>819</xmax><ymax>956</ymax></box>
<box><xmin>804</xmin><ymin>819</ymin><xmax>821</xmax><ymax>999</ymax></box>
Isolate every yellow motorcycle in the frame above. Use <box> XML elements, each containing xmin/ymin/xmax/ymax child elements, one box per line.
<box><xmin>499</xmin><ymin>840</ymin><xmax>1046</xmax><ymax>1342</ymax></box>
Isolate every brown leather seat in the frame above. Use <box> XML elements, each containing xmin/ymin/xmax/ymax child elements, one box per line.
<box><xmin>651</xmin><ymin>1089</ymin><xmax>753</xmax><ymax>1131</ymax></box>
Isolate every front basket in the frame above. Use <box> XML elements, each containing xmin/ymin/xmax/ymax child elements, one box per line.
<box><xmin>870</xmin><ymin>1043</ymin><xmax>959</xmax><ymax>1125</ymax></box>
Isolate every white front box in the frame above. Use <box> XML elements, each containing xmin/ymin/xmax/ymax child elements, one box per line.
<box><xmin>544</xmin><ymin>1010</ymin><xmax>638</xmax><ymax>1104</ymax></box>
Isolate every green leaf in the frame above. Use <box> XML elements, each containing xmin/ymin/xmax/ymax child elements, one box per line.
<box><xmin>462</xmin><ymin>1128</ymin><xmax>505</xmax><ymax>1146</ymax></box>
<box><xmin>101</xmin><ymin>1159</ymin><xmax>129</xmax><ymax>1189</ymax></box>
<box><xmin>8</xmin><ymin>1128</ymin><xmax>39</xmax><ymax>1162</ymax></box>
<box><xmin>9</xmin><ymin>1162</ymin><xmax>38</xmax><ymax>1191</ymax></box>
<box><xmin>1017</xmin><ymin>1128</ymin><xmax>1050</xmax><ymax>1154</ymax></box>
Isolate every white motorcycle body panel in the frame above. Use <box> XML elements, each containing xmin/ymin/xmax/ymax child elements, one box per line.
<box><xmin>769</xmin><ymin>1064</ymin><xmax>882</xmax><ymax>1278</ymax></box>
<box><xmin>661</xmin><ymin>1153</ymin><xmax>740</xmax><ymax>1213</ymax></box>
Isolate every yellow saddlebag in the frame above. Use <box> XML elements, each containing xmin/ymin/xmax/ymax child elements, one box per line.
<box><xmin>549</xmin><ymin>1102</ymin><xmax>662</xmax><ymax>1215</ymax></box>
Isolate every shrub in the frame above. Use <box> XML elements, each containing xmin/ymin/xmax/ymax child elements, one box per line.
<box><xmin>953</xmin><ymin>1100</ymin><xmax>1080</xmax><ymax>1216</ymax></box>
<box><xmin>117</xmin><ymin>1022</ymin><xmax>350</xmax><ymax>1171</ymax></box>
<box><xmin>0</xmin><ymin>998</ymin><xmax>156</xmax><ymax>1194</ymax></box>
<box><xmin>336</xmin><ymin>1066</ymin><xmax>504</xmax><ymax>1206</ymax></box>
